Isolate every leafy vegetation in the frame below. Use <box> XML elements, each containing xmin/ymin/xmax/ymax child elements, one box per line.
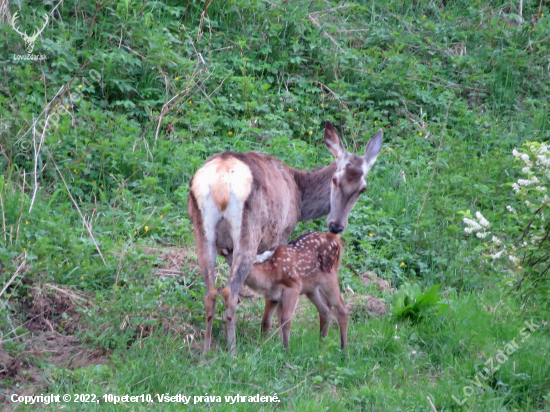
<box><xmin>1</xmin><ymin>0</ymin><xmax>549</xmax><ymax>410</ymax></box>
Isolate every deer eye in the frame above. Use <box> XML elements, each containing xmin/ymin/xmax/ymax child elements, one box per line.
<box><xmin>332</xmin><ymin>176</ymin><xmax>338</xmax><ymax>185</ymax></box>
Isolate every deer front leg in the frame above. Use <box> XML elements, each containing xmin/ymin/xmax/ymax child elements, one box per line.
<box><xmin>277</xmin><ymin>288</ymin><xmax>300</xmax><ymax>350</ymax></box>
<box><xmin>261</xmin><ymin>299</ymin><xmax>278</xmax><ymax>337</ymax></box>
<box><xmin>306</xmin><ymin>289</ymin><xmax>332</xmax><ymax>339</ymax></box>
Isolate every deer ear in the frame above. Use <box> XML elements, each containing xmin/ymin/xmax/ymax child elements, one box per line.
<box><xmin>324</xmin><ymin>120</ymin><xmax>346</xmax><ymax>160</ymax></box>
<box><xmin>364</xmin><ymin>129</ymin><xmax>383</xmax><ymax>170</ymax></box>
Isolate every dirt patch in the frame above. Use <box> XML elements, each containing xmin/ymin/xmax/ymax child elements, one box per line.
<box><xmin>359</xmin><ymin>271</ymin><xmax>394</xmax><ymax>292</ymax></box>
<box><xmin>345</xmin><ymin>293</ymin><xmax>388</xmax><ymax>318</ymax></box>
<box><xmin>1</xmin><ymin>284</ymin><xmax>107</xmax><ymax>404</ymax></box>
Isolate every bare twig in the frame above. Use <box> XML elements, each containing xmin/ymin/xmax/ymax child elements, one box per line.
<box><xmin>29</xmin><ymin>115</ymin><xmax>49</xmax><ymax>213</ymax></box>
<box><xmin>48</xmin><ymin>152</ymin><xmax>107</xmax><ymax>265</ymax></box>
<box><xmin>307</xmin><ymin>14</ymin><xmax>346</xmax><ymax>54</ymax></box>
<box><xmin>0</xmin><ymin>259</ymin><xmax>26</xmax><ymax>299</ymax></box>
<box><xmin>426</xmin><ymin>396</ymin><xmax>438</xmax><ymax>412</ymax></box>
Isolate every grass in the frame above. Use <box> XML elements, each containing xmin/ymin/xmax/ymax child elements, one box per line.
<box><xmin>1</xmin><ymin>0</ymin><xmax>550</xmax><ymax>410</ymax></box>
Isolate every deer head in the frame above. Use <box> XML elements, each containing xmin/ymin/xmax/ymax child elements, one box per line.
<box><xmin>12</xmin><ymin>12</ymin><xmax>49</xmax><ymax>54</ymax></box>
<box><xmin>324</xmin><ymin>121</ymin><xmax>382</xmax><ymax>234</ymax></box>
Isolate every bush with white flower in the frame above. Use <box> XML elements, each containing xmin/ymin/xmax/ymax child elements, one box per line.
<box><xmin>460</xmin><ymin>142</ymin><xmax>550</xmax><ymax>305</ymax></box>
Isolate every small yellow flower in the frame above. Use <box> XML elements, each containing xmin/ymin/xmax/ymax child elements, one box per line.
<box><xmin>55</xmin><ymin>104</ymin><xmax>58</xmax><ymax>108</ymax></box>
<box><xmin>423</xmin><ymin>15</ymin><xmax>426</xmax><ymax>18</ymax></box>
<box><xmin>171</xmin><ymin>107</ymin><xmax>174</xmax><ymax>111</ymax></box>
<box><xmin>401</xmin><ymin>262</ymin><xmax>405</xmax><ymax>266</ymax></box>
<box><xmin>189</xmin><ymin>100</ymin><xmax>192</xmax><ymax>104</ymax></box>
<box><xmin>145</xmin><ymin>226</ymin><xmax>149</xmax><ymax>231</ymax></box>
<box><xmin>369</xmin><ymin>233</ymin><xmax>373</xmax><ymax>237</ymax></box>
<box><xmin>23</xmin><ymin>248</ymin><xmax>26</xmax><ymax>251</ymax></box>
<box><xmin>402</xmin><ymin>208</ymin><xmax>406</xmax><ymax>212</ymax></box>
<box><xmin>66</xmin><ymin>105</ymin><xmax>69</xmax><ymax>109</ymax></box>
<box><xmin>532</xmin><ymin>28</ymin><xmax>535</xmax><ymax>31</ymax></box>
<box><xmin>518</xmin><ymin>266</ymin><xmax>522</xmax><ymax>269</ymax></box>
<box><xmin>94</xmin><ymin>182</ymin><xmax>96</xmax><ymax>184</ymax></box>
<box><xmin>101</xmin><ymin>184</ymin><xmax>104</xmax><ymax>187</ymax></box>
<box><xmin>160</xmin><ymin>215</ymin><xmax>164</xmax><ymax>218</ymax></box>
<box><xmin>496</xmin><ymin>119</ymin><xmax>498</xmax><ymax>123</ymax></box>
<box><xmin>25</xmin><ymin>221</ymin><xmax>29</xmax><ymax>225</ymax></box>
<box><xmin>419</xmin><ymin>132</ymin><xmax>423</xmax><ymax>136</ymax></box>
<box><xmin>20</xmin><ymin>175</ymin><xmax>23</xmax><ymax>177</ymax></box>
<box><xmin>389</xmin><ymin>148</ymin><xmax>392</xmax><ymax>151</ymax></box>
<box><xmin>212</xmin><ymin>390</ymin><xmax>215</xmax><ymax>394</ymax></box>
<box><xmin>320</xmin><ymin>103</ymin><xmax>324</xmax><ymax>107</ymax></box>
<box><xmin>374</xmin><ymin>121</ymin><xmax>377</xmax><ymax>124</ymax></box>
<box><xmin>390</xmin><ymin>239</ymin><xmax>392</xmax><ymax>241</ymax></box>
<box><xmin>406</xmin><ymin>247</ymin><xmax>409</xmax><ymax>250</ymax></box>
<box><xmin>175</xmin><ymin>77</ymin><xmax>179</xmax><ymax>81</ymax></box>
<box><xmin>288</xmin><ymin>109</ymin><xmax>292</xmax><ymax>112</ymax></box>
<box><xmin>74</xmin><ymin>169</ymin><xmax>77</xmax><ymax>172</ymax></box>
<box><xmin>422</xmin><ymin>87</ymin><xmax>425</xmax><ymax>90</ymax></box>
<box><xmin>40</xmin><ymin>77</ymin><xmax>43</xmax><ymax>81</ymax></box>
<box><xmin>542</xmin><ymin>13</ymin><xmax>544</xmax><ymax>17</ymax></box>
<box><xmin>228</xmin><ymin>131</ymin><xmax>233</xmax><ymax>136</ymax></box>
<box><xmin>54</xmin><ymin>258</ymin><xmax>56</xmax><ymax>260</ymax></box>
<box><xmin>308</xmin><ymin>131</ymin><xmax>313</xmax><ymax>135</ymax></box>
<box><xmin>57</xmin><ymin>41</ymin><xmax>60</xmax><ymax>44</ymax></box>
<box><xmin>134</xmin><ymin>231</ymin><xmax>137</xmax><ymax>234</ymax></box>
<box><xmin>368</xmin><ymin>69</ymin><xmax>371</xmax><ymax>72</ymax></box>
<box><xmin>502</xmin><ymin>228</ymin><xmax>505</xmax><ymax>231</ymax></box>
<box><xmin>79</xmin><ymin>85</ymin><xmax>82</xmax><ymax>89</ymax></box>
<box><xmin>58</xmin><ymin>263</ymin><xmax>61</xmax><ymax>266</ymax></box>
<box><xmin>81</xmin><ymin>276</ymin><xmax>84</xmax><ymax>280</ymax></box>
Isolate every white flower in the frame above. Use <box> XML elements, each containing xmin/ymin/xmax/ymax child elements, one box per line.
<box><xmin>476</xmin><ymin>211</ymin><xmax>490</xmax><ymax>227</ymax></box>
<box><xmin>476</xmin><ymin>232</ymin><xmax>489</xmax><ymax>239</ymax></box>
<box><xmin>544</xmin><ymin>195</ymin><xmax>550</xmax><ymax>205</ymax></box>
<box><xmin>492</xmin><ymin>236</ymin><xmax>501</xmax><ymax>246</ymax></box>
<box><xmin>509</xmin><ymin>255</ymin><xmax>519</xmax><ymax>263</ymax></box>
<box><xmin>525</xmin><ymin>200</ymin><xmax>531</xmax><ymax>206</ymax></box>
<box><xmin>535</xmin><ymin>186</ymin><xmax>547</xmax><ymax>191</ymax></box>
<box><xmin>520</xmin><ymin>153</ymin><xmax>530</xmax><ymax>162</ymax></box>
<box><xmin>536</xmin><ymin>155</ymin><xmax>550</xmax><ymax>166</ymax></box>
<box><xmin>512</xmin><ymin>149</ymin><xmax>520</xmax><ymax>157</ymax></box>
<box><xmin>491</xmin><ymin>250</ymin><xmax>504</xmax><ymax>259</ymax></box>
<box><xmin>518</xmin><ymin>179</ymin><xmax>532</xmax><ymax>186</ymax></box>
<box><xmin>506</xmin><ymin>205</ymin><xmax>517</xmax><ymax>214</ymax></box>
<box><xmin>531</xmin><ymin>176</ymin><xmax>540</xmax><ymax>184</ymax></box>
<box><xmin>463</xmin><ymin>218</ymin><xmax>482</xmax><ymax>231</ymax></box>
<box><xmin>522</xmin><ymin>167</ymin><xmax>532</xmax><ymax>174</ymax></box>
<box><xmin>512</xmin><ymin>183</ymin><xmax>520</xmax><ymax>193</ymax></box>
<box><xmin>464</xmin><ymin>227</ymin><xmax>473</xmax><ymax>234</ymax></box>
<box><xmin>540</xmin><ymin>145</ymin><xmax>548</xmax><ymax>154</ymax></box>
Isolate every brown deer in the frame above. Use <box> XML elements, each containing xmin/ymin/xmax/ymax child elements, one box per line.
<box><xmin>232</xmin><ymin>231</ymin><xmax>348</xmax><ymax>349</ymax></box>
<box><xmin>188</xmin><ymin>121</ymin><xmax>382</xmax><ymax>353</ymax></box>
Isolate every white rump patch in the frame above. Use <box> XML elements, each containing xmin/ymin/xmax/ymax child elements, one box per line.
<box><xmin>255</xmin><ymin>250</ymin><xmax>275</xmax><ymax>264</ymax></box>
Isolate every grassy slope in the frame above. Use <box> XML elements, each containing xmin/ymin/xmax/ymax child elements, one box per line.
<box><xmin>1</xmin><ymin>0</ymin><xmax>550</xmax><ymax>410</ymax></box>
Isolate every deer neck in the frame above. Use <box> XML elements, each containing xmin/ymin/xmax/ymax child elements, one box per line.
<box><xmin>291</xmin><ymin>162</ymin><xmax>336</xmax><ymax>222</ymax></box>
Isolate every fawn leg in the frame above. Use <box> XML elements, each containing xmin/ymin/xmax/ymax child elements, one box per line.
<box><xmin>261</xmin><ymin>299</ymin><xmax>278</xmax><ymax>337</ymax></box>
<box><xmin>321</xmin><ymin>275</ymin><xmax>349</xmax><ymax>349</ymax></box>
<box><xmin>306</xmin><ymin>289</ymin><xmax>332</xmax><ymax>338</ymax></box>
<box><xmin>277</xmin><ymin>289</ymin><xmax>300</xmax><ymax>349</ymax></box>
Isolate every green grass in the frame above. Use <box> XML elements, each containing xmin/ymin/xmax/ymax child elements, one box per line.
<box><xmin>1</xmin><ymin>0</ymin><xmax>550</xmax><ymax>410</ymax></box>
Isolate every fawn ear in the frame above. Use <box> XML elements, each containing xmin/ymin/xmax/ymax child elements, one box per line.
<box><xmin>324</xmin><ymin>120</ymin><xmax>346</xmax><ymax>161</ymax></box>
<box><xmin>364</xmin><ymin>129</ymin><xmax>383</xmax><ymax>170</ymax></box>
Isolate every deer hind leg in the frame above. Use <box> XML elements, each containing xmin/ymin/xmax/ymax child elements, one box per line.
<box><xmin>276</xmin><ymin>288</ymin><xmax>300</xmax><ymax>350</ymax></box>
<box><xmin>306</xmin><ymin>288</ymin><xmax>332</xmax><ymax>339</ymax></box>
<box><xmin>188</xmin><ymin>195</ymin><xmax>220</xmax><ymax>354</ymax></box>
<box><xmin>261</xmin><ymin>299</ymin><xmax>278</xmax><ymax>338</ymax></box>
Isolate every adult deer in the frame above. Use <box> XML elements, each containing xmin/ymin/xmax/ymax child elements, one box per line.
<box><xmin>188</xmin><ymin>121</ymin><xmax>382</xmax><ymax>353</ymax></box>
